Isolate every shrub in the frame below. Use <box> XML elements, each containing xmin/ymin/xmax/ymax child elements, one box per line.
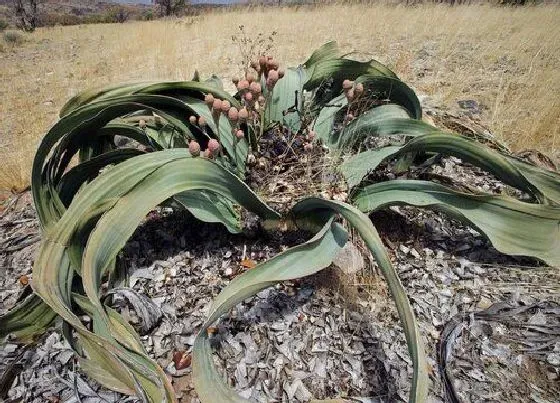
<box><xmin>155</xmin><ymin>0</ymin><xmax>186</xmax><ymax>16</ymax></box>
<box><xmin>2</xmin><ymin>30</ymin><xmax>24</xmax><ymax>46</ymax></box>
<box><xmin>1</xmin><ymin>42</ymin><xmax>560</xmax><ymax>403</ymax></box>
<box><xmin>38</xmin><ymin>12</ymin><xmax>82</xmax><ymax>27</ymax></box>
<box><xmin>105</xmin><ymin>6</ymin><xmax>129</xmax><ymax>24</ymax></box>
<box><xmin>0</xmin><ymin>19</ymin><xmax>8</xmax><ymax>32</ymax></box>
<box><xmin>142</xmin><ymin>9</ymin><xmax>154</xmax><ymax>21</ymax></box>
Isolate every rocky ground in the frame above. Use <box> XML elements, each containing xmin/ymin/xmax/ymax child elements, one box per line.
<box><xmin>1</xmin><ymin>115</ymin><xmax>559</xmax><ymax>402</ymax></box>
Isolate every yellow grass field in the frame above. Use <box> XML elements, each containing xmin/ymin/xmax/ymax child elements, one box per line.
<box><xmin>1</xmin><ymin>3</ymin><xmax>559</xmax><ymax>191</ymax></box>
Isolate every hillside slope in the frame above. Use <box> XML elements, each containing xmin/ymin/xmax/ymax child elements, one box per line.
<box><xmin>0</xmin><ymin>0</ymin><xmax>152</xmax><ymax>24</ymax></box>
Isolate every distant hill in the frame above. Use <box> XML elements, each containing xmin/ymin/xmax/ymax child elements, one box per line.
<box><xmin>0</xmin><ymin>0</ymin><xmax>253</xmax><ymax>28</ymax></box>
<box><xmin>114</xmin><ymin>0</ymin><xmax>247</xmax><ymax>3</ymax></box>
<box><xmin>0</xmin><ymin>1</ymin><xmax>150</xmax><ymax>15</ymax></box>
<box><xmin>114</xmin><ymin>0</ymin><xmax>152</xmax><ymax>4</ymax></box>
<box><xmin>113</xmin><ymin>1</ymin><xmax>246</xmax><ymax>3</ymax></box>
<box><xmin>0</xmin><ymin>0</ymin><xmax>154</xmax><ymax>27</ymax></box>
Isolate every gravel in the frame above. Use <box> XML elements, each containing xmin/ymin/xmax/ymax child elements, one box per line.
<box><xmin>1</xmin><ymin>122</ymin><xmax>559</xmax><ymax>402</ymax></box>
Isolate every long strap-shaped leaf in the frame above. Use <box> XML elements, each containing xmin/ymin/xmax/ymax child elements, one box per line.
<box><xmin>338</xmin><ymin>105</ymin><xmax>414</xmax><ymax>149</ymax></box>
<box><xmin>35</xmin><ymin>246</ymin><xmax>168</xmax><ymax>401</ymax></box>
<box><xmin>38</xmin><ymin>93</ymin><xmax>247</xmax><ymax>225</ymax></box>
<box><xmin>313</xmin><ymin>94</ymin><xmax>348</xmax><ymax>147</ymax></box>
<box><xmin>303</xmin><ymin>41</ymin><xmax>340</xmax><ymax>71</ymax></box>
<box><xmin>35</xmin><ymin>151</ymin><xmax>278</xmax><ymax>323</ymax></box>
<box><xmin>70</xmin><ymin>92</ymin><xmax>244</xmax><ymax>174</ymax></box>
<box><xmin>79</xmin><ymin>153</ymin><xmax>279</xmax><ymax>300</ymax></box>
<box><xmin>192</xmin><ymin>218</ymin><xmax>349</xmax><ymax>402</ymax></box>
<box><xmin>508</xmin><ymin>156</ymin><xmax>560</xmax><ymax>206</ymax></box>
<box><xmin>57</xmin><ymin>148</ymin><xmax>145</xmax><ymax>207</ymax></box>
<box><xmin>32</xmin><ymin>151</ymin><xmax>279</xmax><ymax>401</ymax></box>
<box><xmin>33</xmin><ymin>97</ymin><xmax>196</xmax><ymax>227</ymax></box>
<box><xmin>341</xmin><ymin>133</ymin><xmax>560</xmax><ymax>204</ymax></box>
<box><xmin>60</xmin><ymin>80</ymin><xmax>239</xmax><ymax>117</ymax></box>
<box><xmin>304</xmin><ymin>57</ymin><xmax>397</xmax><ymax>92</ymax></box>
<box><xmin>60</xmin><ymin>82</ymin><xmax>154</xmax><ymax>117</ymax></box>
<box><xmin>264</xmin><ymin>66</ymin><xmax>307</xmax><ymax>131</ymax></box>
<box><xmin>3</xmin><ymin>152</ymin><xmax>251</xmax><ymax>347</ymax></box>
<box><xmin>355</xmin><ymin>75</ymin><xmax>422</xmax><ymax>120</ymax></box>
<box><xmin>78</xmin><ymin>154</ymin><xmax>279</xmax><ymax>328</ymax></box>
<box><xmin>342</xmin><ymin>145</ymin><xmax>402</xmax><ymax>189</ymax></box>
<box><xmin>53</xmin><ymin>96</ymin><xmax>194</xmax><ymax>182</ymax></box>
<box><xmin>317</xmin><ymin>104</ymin><xmax>427</xmax><ymax>152</ymax></box>
<box><xmin>292</xmin><ymin>199</ymin><xmax>429</xmax><ymax>403</ymax></box>
<box><xmin>353</xmin><ymin>180</ymin><xmax>560</xmax><ymax>266</ymax></box>
<box><xmin>55</xmin><ymin>148</ymin><xmax>243</xmax><ymax>234</ymax></box>
<box><xmin>340</xmin><ymin>112</ymin><xmax>439</xmax><ymax>150</ymax></box>
<box><xmin>72</xmin><ymin>293</ymin><xmax>159</xmax><ymax>396</ymax></box>
<box><xmin>304</xmin><ymin>50</ymin><xmax>399</xmax><ymax>108</ymax></box>
<box><xmin>0</xmin><ymin>291</ymin><xmax>57</xmax><ymax>344</ymax></box>
<box><xmin>174</xmin><ymin>191</ymin><xmax>242</xmax><ymax>234</ymax></box>
<box><xmin>136</xmin><ymin>81</ymin><xmax>240</xmax><ymax>108</ymax></box>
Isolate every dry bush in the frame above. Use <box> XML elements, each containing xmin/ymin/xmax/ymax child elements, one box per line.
<box><xmin>0</xmin><ymin>3</ymin><xmax>559</xmax><ymax>190</ymax></box>
<box><xmin>105</xmin><ymin>7</ymin><xmax>130</xmax><ymax>24</ymax></box>
<box><xmin>2</xmin><ymin>30</ymin><xmax>24</xmax><ymax>45</ymax></box>
<box><xmin>37</xmin><ymin>12</ymin><xmax>82</xmax><ymax>26</ymax></box>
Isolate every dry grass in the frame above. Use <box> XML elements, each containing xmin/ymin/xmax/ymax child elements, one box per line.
<box><xmin>1</xmin><ymin>3</ymin><xmax>559</xmax><ymax>191</ymax></box>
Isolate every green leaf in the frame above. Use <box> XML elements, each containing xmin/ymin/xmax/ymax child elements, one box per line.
<box><xmin>341</xmin><ymin>132</ymin><xmax>560</xmax><ymax>202</ymax></box>
<box><xmin>356</xmin><ymin>117</ymin><xmax>446</xmax><ymax>138</ymax></box>
<box><xmin>35</xmin><ymin>150</ymin><xmax>278</xmax><ymax>325</ymax></box>
<box><xmin>137</xmin><ymin>81</ymin><xmax>239</xmax><ymax>107</ymax></box>
<box><xmin>79</xmin><ymin>152</ymin><xmax>279</xmax><ymax>303</ymax></box>
<box><xmin>33</xmin><ymin>96</ymin><xmax>196</xmax><ymax>228</ymax></box>
<box><xmin>292</xmin><ymin>199</ymin><xmax>429</xmax><ymax>403</ymax></box>
<box><xmin>303</xmin><ymin>46</ymin><xmax>400</xmax><ymax>111</ymax></box>
<box><xmin>192</xmin><ymin>218</ymin><xmax>348</xmax><ymax>402</ymax></box>
<box><xmin>78</xmin><ymin>135</ymin><xmax>115</xmax><ymax>164</ymax></box>
<box><xmin>57</xmin><ymin>149</ymin><xmax>145</xmax><ymax>207</ymax></box>
<box><xmin>406</xmin><ymin>133</ymin><xmax>555</xmax><ymax>201</ymax></box>
<box><xmin>341</xmin><ymin>146</ymin><xmax>402</xmax><ymax>189</ymax></box>
<box><xmin>60</xmin><ymin>80</ymin><xmax>239</xmax><ymax>117</ymax></box>
<box><xmin>316</xmin><ymin>103</ymin><xmax>424</xmax><ymax>152</ymax></box>
<box><xmin>0</xmin><ymin>291</ymin><xmax>57</xmax><ymax>343</ymax></box>
<box><xmin>509</xmin><ymin>157</ymin><xmax>560</xmax><ymax>206</ymax></box>
<box><xmin>353</xmin><ymin>180</ymin><xmax>560</xmax><ymax>266</ymax></box>
<box><xmin>73</xmin><ymin>293</ymin><xmax>145</xmax><ymax>353</ymax></box>
<box><xmin>356</xmin><ymin>75</ymin><xmax>422</xmax><ymax>119</ymax></box>
<box><xmin>304</xmin><ymin>57</ymin><xmax>397</xmax><ymax>93</ymax></box>
<box><xmin>33</xmin><ymin>151</ymin><xmax>279</xmax><ymax>402</ymax></box>
<box><xmin>76</xmin><ymin>334</ymin><xmax>138</xmax><ymax>396</ymax></box>
<box><xmin>313</xmin><ymin>94</ymin><xmax>347</xmax><ymax>147</ymax></box>
<box><xmin>303</xmin><ymin>41</ymin><xmax>340</xmax><ymax>71</ymax></box>
<box><xmin>264</xmin><ymin>66</ymin><xmax>306</xmax><ymax>131</ymax></box>
<box><xmin>338</xmin><ymin>105</ymin><xmax>412</xmax><ymax>149</ymax></box>
<box><xmin>75</xmin><ymin>156</ymin><xmax>277</xmax><ymax>399</ymax></box>
<box><xmin>72</xmin><ymin>294</ymin><xmax>168</xmax><ymax>398</ymax></box>
<box><xmin>60</xmin><ymin>82</ymin><xmax>153</xmax><ymax>117</ymax></box>
<box><xmin>174</xmin><ymin>191</ymin><xmax>242</xmax><ymax>234</ymax></box>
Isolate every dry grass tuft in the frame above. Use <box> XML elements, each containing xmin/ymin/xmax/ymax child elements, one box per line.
<box><xmin>1</xmin><ymin>3</ymin><xmax>559</xmax><ymax>190</ymax></box>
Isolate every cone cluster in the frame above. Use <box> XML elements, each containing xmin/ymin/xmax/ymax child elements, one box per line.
<box><xmin>342</xmin><ymin>79</ymin><xmax>366</xmax><ymax>125</ymax></box>
<box><xmin>185</xmin><ymin>55</ymin><xmax>288</xmax><ymax>159</ymax></box>
<box><xmin>342</xmin><ymin>79</ymin><xmax>364</xmax><ymax>102</ymax></box>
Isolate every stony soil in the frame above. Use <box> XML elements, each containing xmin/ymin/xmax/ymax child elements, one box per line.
<box><xmin>1</xmin><ymin>114</ymin><xmax>559</xmax><ymax>403</ymax></box>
